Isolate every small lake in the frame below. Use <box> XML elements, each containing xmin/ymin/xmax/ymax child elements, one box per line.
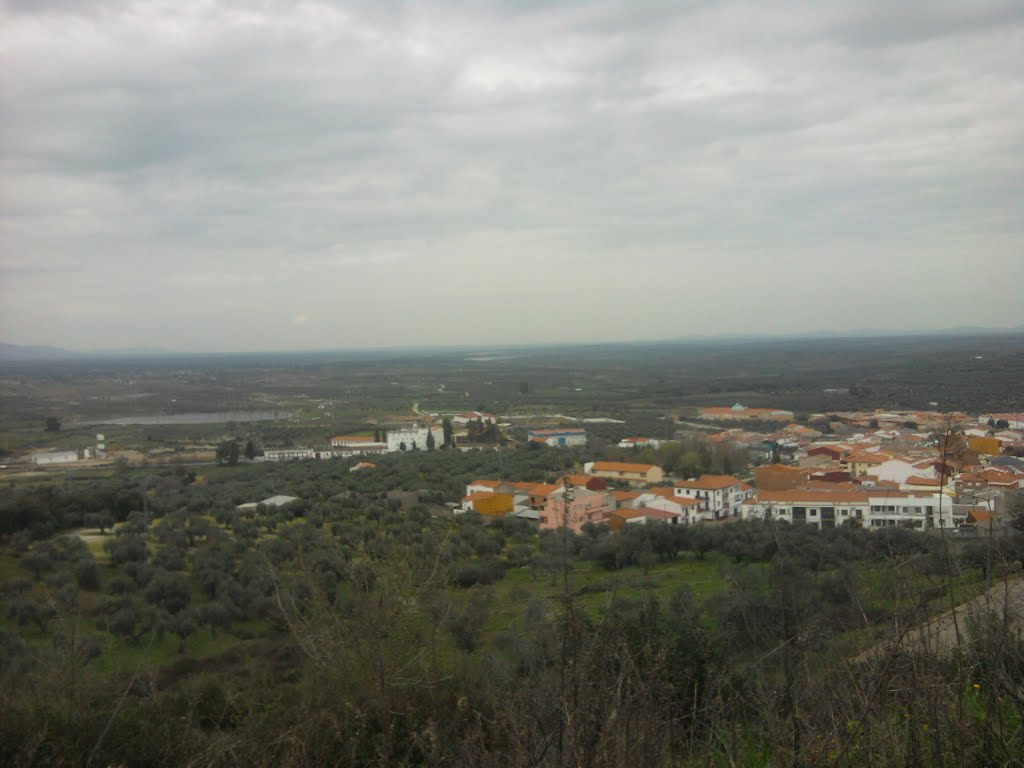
<box><xmin>84</xmin><ymin>410</ymin><xmax>288</xmax><ymax>426</ymax></box>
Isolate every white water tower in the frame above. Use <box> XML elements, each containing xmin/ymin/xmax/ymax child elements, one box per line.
<box><xmin>96</xmin><ymin>433</ymin><xmax>106</xmax><ymax>452</ymax></box>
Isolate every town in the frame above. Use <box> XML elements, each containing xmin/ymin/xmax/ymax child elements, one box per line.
<box><xmin>452</xmin><ymin>407</ymin><xmax>1023</xmax><ymax>536</ymax></box>
<box><xmin>21</xmin><ymin>403</ymin><xmax>1023</xmax><ymax>538</ymax></box>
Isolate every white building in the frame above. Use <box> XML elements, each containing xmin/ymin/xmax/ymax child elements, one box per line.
<box><xmin>673</xmin><ymin>475</ymin><xmax>752</xmax><ymax>520</ymax></box>
<box><xmin>527</xmin><ymin>428</ymin><xmax>587</xmax><ymax>447</ymax></box>
<box><xmin>386</xmin><ymin>426</ymin><xmax>444</xmax><ymax>452</ymax></box>
<box><xmin>866</xmin><ymin>492</ymin><xmax>958</xmax><ymax>530</ymax></box>
<box><xmin>617</xmin><ymin>437</ymin><xmax>666</xmax><ymax>450</ymax></box>
<box><xmin>453</xmin><ymin>411</ymin><xmax>496</xmax><ymax>426</ymax></box>
<box><xmin>872</xmin><ymin>458</ymin><xmax>935</xmax><ymax>485</ymax></box>
<box><xmin>263</xmin><ymin>448</ymin><xmax>317</xmax><ymax>462</ymax></box>
<box><xmin>740</xmin><ymin>490</ymin><xmax>956</xmax><ymax>530</ymax></box>
<box><xmin>31</xmin><ymin>451</ymin><xmax>79</xmax><ymax>465</ymax></box>
<box><xmin>330</xmin><ymin>435</ymin><xmax>385</xmax><ymax>449</ymax></box>
<box><xmin>633</xmin><ymin>493</ymin><xmax>703</xmax><ymax>525</ymax></box>
<box><xmin>333</xmin><ymin>444</ymin><xmax>388</xmax><ymax>458</ymax></box>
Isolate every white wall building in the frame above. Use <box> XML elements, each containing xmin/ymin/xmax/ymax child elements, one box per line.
<box><xmin>633</xmin><ymin>494</ymin><xmax>703</xmax><ymax>525</ymax></box>
<box><xmin>872</xmin><ymin>458</ymin><xmax>935</xmax><ymax>485</ymax></box>
<box><xmin>673</xmin><ymin>475</ymin><xmax>752</xmax><ymax>520</ymax></box>
<box><xmin>31</xmin><ymin>451</ymin><xmax>79</xmax><ymax>465</ymax></box>
<box><xmin>527</xmin><ymin>428</ymin><xmax>587</xmax><ymax>447</ymax></box>
<box><xmin>386</xmin><ymin>426</ymin><xmax>444</xmax><ymax>452</ymax></box>
<box><xmin>617</xmin><ymin>437</ymin><xmax>666</xmax><ymax>450</ymax></box>
<box><xmin>453</xmin><ymin>412</ymin><xmax>496</xmax><ymax>426</ymax></box>
<box><xmin>264</xmin><ymin>448</ymin><xmax>317</xmax><ymax>462</ymax></box>
<box><xmin>740</xmin><ymin>490</ymin><xmax>956</xmax><ymax>530</ymax></box>
<box><xmin>866</xmin><ymin>492</ymin><xmax>958</xmax><ymax>530</ymax></box>
<box><xmin>330</xmin><ymin>436</ymin><xmax>385</xmax><ymax>449</ymax></box>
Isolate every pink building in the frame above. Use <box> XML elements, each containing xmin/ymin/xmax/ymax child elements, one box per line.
<box><xmin>539</xmin><ymin>489</ymin><xmax>612</xmax><ymax>533</ymax></box>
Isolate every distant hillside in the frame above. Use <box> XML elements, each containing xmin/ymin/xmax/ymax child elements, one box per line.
<box><xmin>0</xmin><ymin>342</ymin><xmax>77</xmax><ymax>361</ymax></box>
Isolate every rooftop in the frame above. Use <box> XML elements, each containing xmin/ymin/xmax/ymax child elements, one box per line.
<box><xmin>591</xmin><ymin>461</ymin><xmax>659</xmax><ymax>473</ymax></box>
<box><xmin>674</xmin><ymin>474</ymin><xmax>743</xmax><ymax>491</ymax></box>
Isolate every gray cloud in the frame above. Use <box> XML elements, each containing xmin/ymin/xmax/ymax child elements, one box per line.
<box><xmin>1</xmin><ymin>0</ymin><xmax>1022</xmax><ymax>351</ymax></box>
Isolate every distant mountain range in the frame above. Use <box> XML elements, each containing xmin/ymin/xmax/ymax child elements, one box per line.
<box><xmin>0</xmin><ymin>343</ymin><xmax>171</xmax><ymax>361</ymax></box>
<box><xmin>0</xmin><ymin>343</ymin><xmax>78</xmax><ymax>361</ymax></box>
<box><xmin>1</xmin><ymin>325</ymin><xmax>1022</xmax><ymax>361</ymax></box>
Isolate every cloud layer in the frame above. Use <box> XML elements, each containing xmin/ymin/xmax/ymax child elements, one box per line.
<box><xmin>2</xmin><ymin>0</ymin><xmax>1022</xmax><ymax>351</ymax></box>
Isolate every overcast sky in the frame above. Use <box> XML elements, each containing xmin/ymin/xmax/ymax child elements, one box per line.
<box><xmin>1</xmin><ymin>0</ymin><xmax>1022</xmax><ymax>352</ymax></box>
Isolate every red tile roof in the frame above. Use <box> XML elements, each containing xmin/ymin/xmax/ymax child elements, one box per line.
<box><xmin>674</xmin><ymin>474</ymin><xmax>742</xmax><ymax>491</ymax></box>
<box><xmin>755</xmin><ymin>489</ymin><xmax>870</xmax><ymax>504</ymax></box>
<box><xmin>967</xmin><ymin>509</ymin><xmax>993</xmax><ymax>524</ymax></box>
<box><xmin>611</xmin><ymin>490</ymin><xmax>641</xmax><ymax>501</ymax></box>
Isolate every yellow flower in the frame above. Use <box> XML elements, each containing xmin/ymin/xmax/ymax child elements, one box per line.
<box><xmin>973</xmin><ymin>683</ymin><xmax>981</xmax><ymax>689</ymax></box>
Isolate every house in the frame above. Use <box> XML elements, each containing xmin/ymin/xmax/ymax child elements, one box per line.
<box><xmin>900</xmin><ymin>475</ymin><xmax>943</xmax><ymax>492</ymax></box>
<box><xmin>633</xmin><ymin>491</ymin><xmax>703</xmax><ymax>525</ymax></box>
<box><xmin>31</xmin><ymin>450</ymin><xmax>79</xmax><ymax>465</ymax></box>
<box><xmin>466</xmin><ymin>479</ymin><xmax>507</xmax><ymax>496</ymax></box>
<box><xmin>872</xmin><ymin>457</ymin><xmax>934</xmax><ymax>485</ymax></box>
<box><xmin>607</xmin><ymin>507</ymin><xmax>682</xmax><ymax>530</ymax></box>
<box><xmin>807</xmin><ymin>469</ymin><xmax>853</xmax><ymax>484</ymax></box>
<box><xmin>754</xmin><ymin>464</ymin><xmax>806</xmax><ymax>491</ymax></box>
<box><xmin>527</xmin><ymin>428</ymin><xmax>587</xmax><ymax>447</ymax></box>
<box><xmin>584</xmin><ymin>461</ymin><xmax>663</xmax><ymax>485</ymax></box>
<box><xmin>956</xmin><ymin>507</ymin><xmax>1000</xmax><ymax>537</ymax></box>
<box><xmin>673</xmin><ymin>475</ymin><xmax>752</xmax><ymax>519</ymax></box>
<box><xmin>844</xmin><ymin>451</ymin><xmax>892</xmax><ymax>478</ymax></box>
<box><xmin>527</xmin><ymin>483</ymin><xmax>562</xmax><ymax>510</ymax></box>
<box><xmin>958</xmin><ymin>468</ymin><xmax>1024</xmax><ymax>491</ymax></box>
<box><xmin>610</xmin><ymin>490</ymin><xmax>642</xmax><ymax>508</ymax></box>
<box><xmin>460</xmin><ymin>491</ymin><xmax>515</xmax><ymax>516</ymax></box>
<box><xmin>386</xmin><ymin>425</ymin><xmax>444</xmax><ymax>452</ymax></box>
<box><xmin>806</xmin><ymin>444</ymin><xmax>847</xmax><ymax>461</ymax></box>
<box><xmin>349</xmin><ymin>461</ymin><xmax>376</xmax><ymax>472</ymax></box>
<box><xmin>539</xmin><ymin>489</ymin><xmax>612</xmax><ymax>533</ymax></box>
<box><xmin>558</xmin><ymin>474</ymin><xmax>608</xmax><ymax>491</ymax></box>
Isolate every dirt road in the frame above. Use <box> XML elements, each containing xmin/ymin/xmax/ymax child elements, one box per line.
<box><xmin>859</xmin><ymin>576</ymin><xmax>1024</xmax><ymax>660</ymax></box>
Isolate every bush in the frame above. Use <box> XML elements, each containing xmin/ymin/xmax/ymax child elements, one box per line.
<box><xmin>452</xmin><ymin>557</ymin><xmax>505</xmax><ymax>588</ymax></box>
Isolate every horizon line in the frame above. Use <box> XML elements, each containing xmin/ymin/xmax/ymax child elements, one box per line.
<box><xmin>3</xmin><ymin>325</ymin><xmax>1023</xmax><ymax>359</ymax></box>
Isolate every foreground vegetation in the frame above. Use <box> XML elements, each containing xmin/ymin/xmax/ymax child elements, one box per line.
<box><xmin>2</xmin><ymin>449</ymin><xmax>1023</xmax><ymax>767</ymax></box>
